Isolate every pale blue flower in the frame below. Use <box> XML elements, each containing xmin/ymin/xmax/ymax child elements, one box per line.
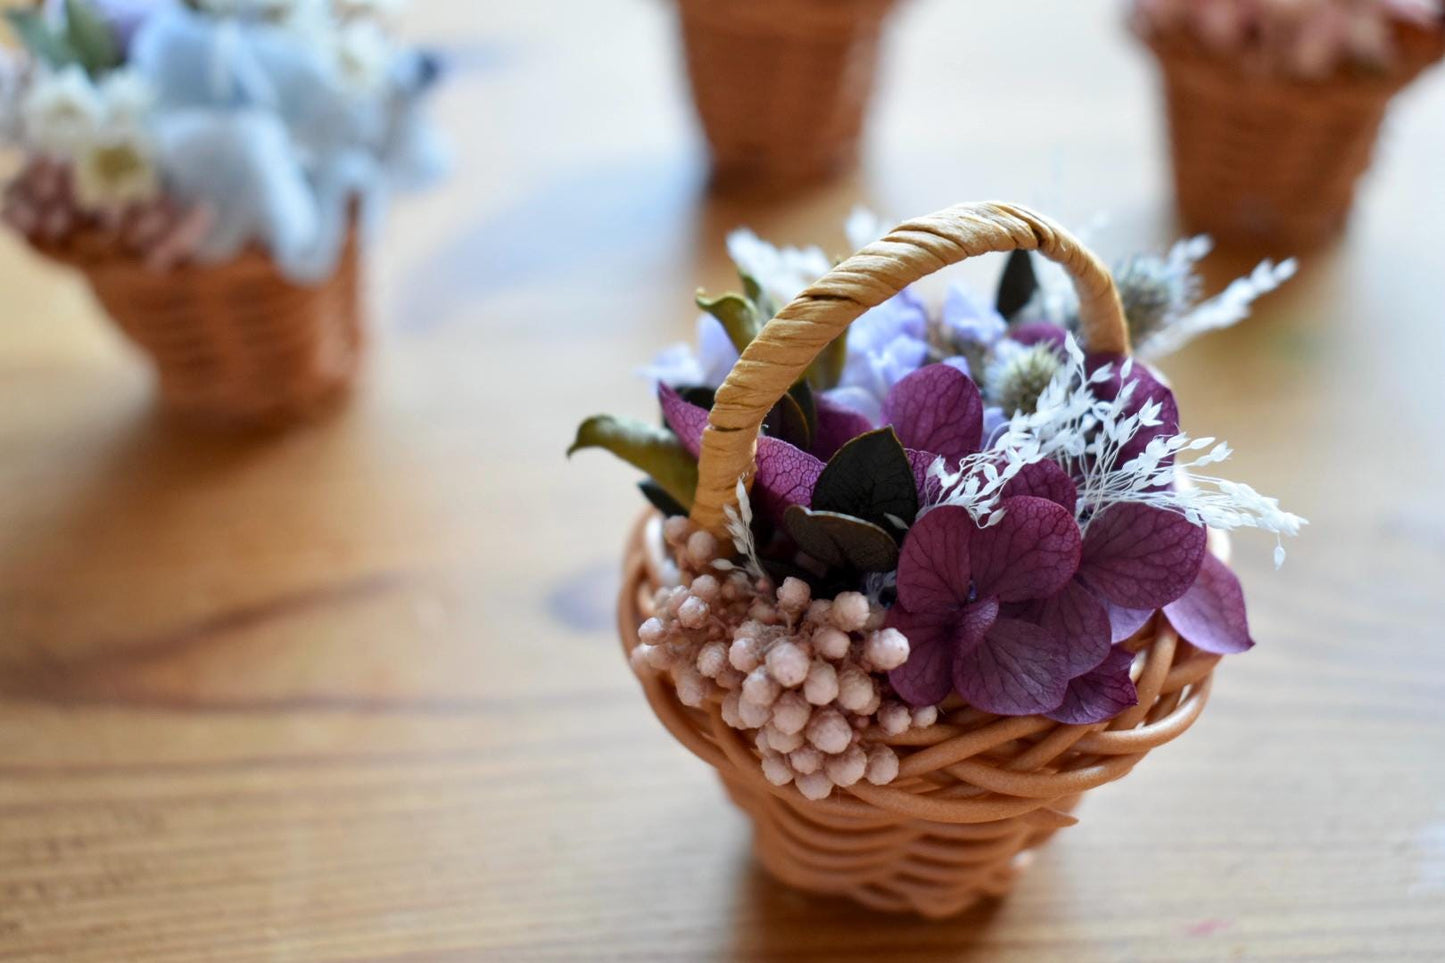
<box><xmin>117</xmin><ymin>1</ymin><xmax>442</xmax><ymax>281</ymax></box>
<box><xmin>940</xmin><ymin>283</ymin><xmax>1007</xmax><ymax>350</ymax></box>
<box><xmin>827</xmin><ymin>290</ymin><xmax>930</xmax><ymax>422</ymax></box>
<box><xmin>639</xmin><ymin>315</ymin><xmax>739</xmax><ymax>388</ymax></box>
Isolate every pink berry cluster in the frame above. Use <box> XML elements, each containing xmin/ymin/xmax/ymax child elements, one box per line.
<box><xmin>630</xmin><ymin>516</ymin><xmax>939</xmax><ymax>801</ymax></box>
<box><xmin>2</xmin><ymin>159</ymin><xmax>212</xmax><ymax>271</ymax></box>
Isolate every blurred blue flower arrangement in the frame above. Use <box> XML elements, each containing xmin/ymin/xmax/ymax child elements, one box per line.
<box><xmin>1</xmin><ymin>0</ymin><xmax>444</xmax><ymax>281</ymax></box>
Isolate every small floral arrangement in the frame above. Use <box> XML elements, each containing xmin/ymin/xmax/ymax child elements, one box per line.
<box><xmin>574</xmin><ymin>213</ymin><xmax>1304</xmax><ymax>800</ymax></box>
<box><xmin>0</xmin><ymin>0</ymin><xmax>442</xmax><ymax>280</ymax></box>
<box><xmin>1132</xmin><ymin>0</ymin><xmax>1444</xmax><ymax>78</ymax></box>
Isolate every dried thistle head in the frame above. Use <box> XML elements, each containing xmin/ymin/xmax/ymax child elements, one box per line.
<box><xmin>986</xmin><ymin>343</ymin><xmax>1064</xmax><ymax>417</ymax></box>
<box><xmin>1114</xmin><ymin>252</ymin><xmax>1202</xmax><ymax>346</ymax></box>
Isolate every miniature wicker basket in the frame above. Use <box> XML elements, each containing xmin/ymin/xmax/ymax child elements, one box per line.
<box><xmin>676</xmin><ymin>0</ymin><xmax>899</xmax><ymax>188</ymax></box>
<box><xmin>1147</xmin><ymin>24</ymin><xmax>1445</xmax><ymax>249</ymax></box>
<box><xmin>618</xmin><ymin>202</ymin><xmax>1223</xmax><ymax>918</ymax></box>
<box><xmin>37</xmin><ymin>225</ymin><xmax>363</xmax><ymax>427</ymax></box>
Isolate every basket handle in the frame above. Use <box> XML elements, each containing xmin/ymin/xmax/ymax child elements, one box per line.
<box><xmin>689</xmin><ymin>201</ymin><xmax>1130</xmax><ymax>536</ymax></box>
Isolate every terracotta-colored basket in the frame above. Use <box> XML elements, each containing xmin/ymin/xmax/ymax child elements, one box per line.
<box><xmin>36</xmin><ymin>226</ymin><xmax>364</xmax><ymax>427</ymax></box>
<box><xmin>676</xmin><ymin>0</ymin><xmax>899</xmax><ymax>188</ymax></box>
<box><xmin>1147</xmin><ymin>24</ymin><xmax>1445</xmax><ymax>249</ymax></box>
<box><xmin>617</xmin><ymin>202</ymin><xmax>1223</xmax><ymax>918</ymax></box>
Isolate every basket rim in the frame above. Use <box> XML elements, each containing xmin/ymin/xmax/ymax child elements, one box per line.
<box><xmin>619</xmin><ymin>509</ymin><xmax>1222</xmax><ymax>825</ymax></box>
<box><xmin>1143</xmin><ymin>25</ymin><xmax>1445</xmax><ymax>99</ymax></box>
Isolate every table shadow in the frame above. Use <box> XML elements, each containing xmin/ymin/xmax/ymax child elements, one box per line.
<box><xmin>723</xmin><ymin>857</ymin><xmax>1007</xmax><ymax>962</ymax></box>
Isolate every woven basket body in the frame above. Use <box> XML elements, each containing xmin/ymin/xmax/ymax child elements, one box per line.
<box><xmin>1149</xmin><ymin>29</ymin><xmax>1444</xmax><ymax>249</ymax></box>
<box><xmin>617</xmin><ymin>203</ymin><xmax>1222</xmax><ymax>918</ymax></box>
<box><xmin>47</xmin><ymin>228</ymin><xmax>363</xmax><ymax>426</ymax></box>
<box><xmin>677</xmin><ymin>0</ymin><xmax>897</xmax><ymax>188</ymax></box>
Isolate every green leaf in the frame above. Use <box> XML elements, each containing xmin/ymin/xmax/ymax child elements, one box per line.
<box><xmin>996</xmin><ymin>249</ymin><xmax>1039</xmax><ymax>321</ymax></box>
<box><xmin>5</xmin><ymin>10</ymin><xmax>77</xmax><ymax>68</ymax></box>
<box><xmin>695</xmin><ymin>291</ymin><xmax>760</xmax><ymax>354</ymax></box>
<box><xmin>639</xmin><ymin>479</ymin><xmax>688</xmax><ymax>517</ymax></box>
<box><xmin>569</xmin><ymin>415</ymin><xmax>698</xmax><ymax>510</ymax></box>
<box><xmin>806</xmin><ymin>332</ymin><xmax>848</xmax><ymax>391</ymax></box>
<box><xmin>784</xmin><ymin>506</ymin><xmax>899</xmax><ymax>573</ymax></box>
<box><xmin>739</xmin><ymin>271</ymin><xmax>775</xmax><ymax>318</ymax></box>
<box><xmin>64</xmin><ymin>0</ymin><xmax>121</xmax><ymax>76</ymax></box>
<box><xmin>811</xmin><ymin>428</ymin><xmax>918</xmax><ymax>535</ymax></box>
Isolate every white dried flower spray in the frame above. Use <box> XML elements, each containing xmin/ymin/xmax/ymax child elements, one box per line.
<box><xmin>715</xmin><ymin>478</ymin><xmax>766</xmax><ymax>581</ymax></box>
<box><xmin>945</xmin><ymin>333</ymin><xmax>1307</xmax><ymax>565</ymax></box>
<box><xmin>1134</xmin><ymin>254</ymin><xmax>1298</xmax><ymax>360</ymax></box>
<box><xmin>1025</xmin><ymin>230</ymin><xmax>1297</xmax><ymax>361</ymax></box>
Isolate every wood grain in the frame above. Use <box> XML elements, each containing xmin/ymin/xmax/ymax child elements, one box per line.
<box><xmin>1</xmin><ymin>2</ymin><xmax>1444</xmax><ymax>960</ymax></box>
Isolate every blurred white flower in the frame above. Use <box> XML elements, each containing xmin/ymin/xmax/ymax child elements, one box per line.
<box><xmin>21</xmin><ymin>65</ymin><xmax>104</xmax><ymax>158</ymax></box>
<box><xmin>74</xmin><ymin>131</ymin><xmax>161</xmax><ymax>209</ymax></box>
<box><xmin>726</xmin><ymin>229</ymin><xmax>831</xmax><ymax>310</ymax></box>
<box><xmin>331</xmin><ymin>19</ymin><xmax>393</xmax><ymax>92</ymax></box>
<box><xmin>99</xmin><ymin>69</ymin><xmax>157</xmax><ymax>131</ymax></box>
<box><xmin>333</xmin><ymin>0</ymin><xmax>406</xmax><ymax>19</ymax></box>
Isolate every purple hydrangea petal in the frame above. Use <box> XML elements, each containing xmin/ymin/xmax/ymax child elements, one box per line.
<box><xmin>1080</xmin><ymin>504</ymin><xmax>1207</xmax><ymax>610</ymax></box>
<box><xmin>813</xmin><ymin>396</ymin><xmax>876</xmax><ymax>461</ymax></box>
<box><xmin>1002</xmin><ymin>459</ymin><xmax>1078</xmax><ymax>514</ymax></box>
<box><xmin>907</xmin><ymin>448</ymin><xmax>944</xmax><ymax>505</ymax></box>
<box><xmin>885</xmin><ymin>609</ymin><xmax>958</xmax><ymax>707</ymax></box>
<box><xmin>1045</xmin><ymin>647</ymin><xmax>1139</xmax><ymax>725</ymax></box>
<box><xmin>969</xmin><ymin>496</ymin><xmax>1082</xmax><ymax>603</ymax></box>
<box><xmin>752</xmin><ymin>437</ymin><xmax>823</xmax><ymax>525</ymax></box>
<box><xmin>882</xmin><ymin>363</ymin><xmax>984</xmax><ymax>462</ymax></box>
<box><xmin>1163</xmin><ymin>554</ymin><xmax>1254</xmax><ymax>654</ymax></box>
<box><xmin>894</xmin><ymin>505</ymin><xmax>974</xmax><ymax>615</ymax></box>
<box><xmin>952</xmin><ymin>616</ymin><xmax>1072</xmax><ymax>716</ymax></box>
<box><xmin>658</xmin><ymin>384</ymin><xmax>709</xmax><ymax>457</ymax></box>
<box><xmin>1007</xmin><ymin>322</ymin><xmax>1068</xmax><ymax>350</ymax></box>
<box><xmin>1088</xmin><ymin>356</ymin><xmax>1180</xmax><ymax>466</ymax></box>
<box><xmin>1105</xmin><ymin>601</ymin><xmax>1155</xmax><ymax>644</ymax></box>
<box><xmin>1018</xmin><ymin>581</ymin><xmax>1112</xmax><ymax>676</ymax></box>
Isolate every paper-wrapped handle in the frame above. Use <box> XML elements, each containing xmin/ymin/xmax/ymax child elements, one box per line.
<box><xmin>689</xmin><ymin>201</ymin><xmax>1130</xmax><ymax>536</ymax></box>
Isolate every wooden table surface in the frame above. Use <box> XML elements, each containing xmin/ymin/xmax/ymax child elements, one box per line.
<box><xmin>3</xmin><ymin>2</ymin><xmax>1445</xmax><ymax>960</ymax></box>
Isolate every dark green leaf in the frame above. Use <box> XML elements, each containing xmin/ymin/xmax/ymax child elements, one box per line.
<box><xmin>807</xmin><ymin>332</ymin><xmax>848</xmax><ymax>391</ymax></box>
<box><xmin>757</xmin><ymin>387</ymin><xmax>814</xmax><ymax>451</ymax></box>
<box><xmin>64</xmin><ymin>0</ymin><xmax>121</xmax><ymax>75</ymax></box>
<box><xmin>639</xmin><ymin>479</ymin><xmax>688</xmax><ymax>517</ymax></box>
<box><xmin>811</xmin><ymin>428</ymin><xmax>918</xmax><ymax>534</ymax></box>
<box><xmin>674</xmin><ymin>385</ymin><xmax>715</xmax><ymax>410</ymax></box>
<box><xmin>569</xmin><ymin>415</ymin><xmax>698</xmax><ymax>510</ymax></box>
<box><xmin>789</xmin><ymin>378</ymin><xmax>817</xmax><ymax>442</ymax></box>
<box><xmin>784</xmin><ymin>506</ymin><xmax>900</xmax><ymax>573</ymax></box>
<box><xmin>996</xmin><ymin>249</ymin><xmax>1039</xmax><ymax>321</ymax></box>
<box><xmin>5</xmin><ymin>10</ymin><xmax>77</xmax><ymax>68</ymax></box>
<box><xmin>695</xmin><ymin>291</ymin><xmax>759</xmax><ymax>354</ymax></box>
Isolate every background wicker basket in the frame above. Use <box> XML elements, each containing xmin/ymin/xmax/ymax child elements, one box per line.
<box><xmin>36</xmin><ymin>225</ymin><xmax>364</xmax><ymax>428</ymax></box>
<box><xmin>618</xmin><ymin>202</ymin><xmax>1222</xmax><ymax>918</ymax></box>
<box><xmin>1148</xmin><ymin>24</ymin><xmax>1445</xmax><ymax>250</ymax></box>
<box><xmin>676</xmin><ymin>0</ymin><xmax>899</xmax><ymax>189</ymax></box>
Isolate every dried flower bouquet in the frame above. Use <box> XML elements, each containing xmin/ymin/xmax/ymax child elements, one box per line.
<box><xmin>579</xmin><ymin>202</ymin><xmax>1303</xmax><ymax>917</ymax></box>
<box><xmin>1133</xmin><ymin>0</ymin><xmax>1445</xmax><ymax>247</ymax></box>
<box><xmin>0</xmin><ymin>0</ymin><xmax>444</xmax><ymax>424</ymax></box>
